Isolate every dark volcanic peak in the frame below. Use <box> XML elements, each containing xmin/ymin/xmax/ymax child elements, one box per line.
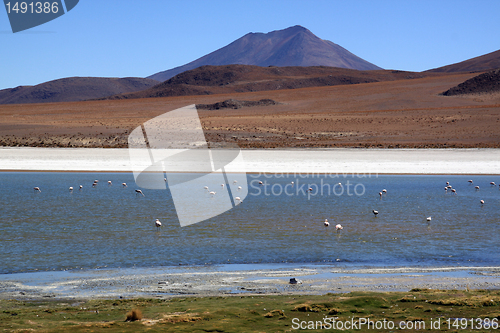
<box><xmin>427</xmin><ymin>49</ymin><xmax>500</xmax><ymax>73</ymax></box>
<box><xmin>441</xmin><ymin>69</ymin><xmax>500</xmax><ymax>96</ymax></box>
<box><xmin>148</xmin><ymin>25</ymin><xmax>382</xmax><ymax>82</ymax></box>
<box><xmin>106</xmin><ymin>64</ymin><xmax>430</xmax><ymax>101</ymax></box>
<box><xmin>0</xmin><ymin>77</ymin><xmax>159</xmax><ymax>104</ymax></box>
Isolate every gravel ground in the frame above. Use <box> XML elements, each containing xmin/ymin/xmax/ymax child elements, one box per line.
<box><xmin>1</xmin><ymin>265</ymin><xmax>499</xmax><ymax>301</ymax></box>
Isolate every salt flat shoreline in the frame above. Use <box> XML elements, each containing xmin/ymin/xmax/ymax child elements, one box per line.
<box><xmin>0</xmin><ymin>147</ymin><xmax>499</xmax><ymax>174</ymax></box>
<box><xmin>0</xmin><ymin>265</ymin><xmax>499</xmax><ymax>301</ymax></box>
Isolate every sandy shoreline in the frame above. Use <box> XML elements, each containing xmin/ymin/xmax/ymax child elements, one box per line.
<box><xmin>0</xmin><ymin>265</ymin><xmax>499</xmax><ymax>301</ymax></box>
<box><xmin>0</xmin><ymin>147</ymin><xmax>499</xmax><ymax>174</ymax></box>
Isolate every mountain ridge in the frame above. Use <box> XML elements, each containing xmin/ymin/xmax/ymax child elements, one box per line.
<box><xmin>427</xmin><ymin>49</ymin><xmax>500</xmax><ymax>73</ymax></box>
<box><xmin>0</xmin><ymin>77</ymin><xmax>159</xmax><ymax>104</ymax></box>
<box><xmin>148</xmin><ymin>25</ymin><xmax>382</xmax><ymax>82</ymax></box>
<box><xmin>103</xmin><ymin>64</ymin><xmax>436</xmax><ymax>101</ymax></box>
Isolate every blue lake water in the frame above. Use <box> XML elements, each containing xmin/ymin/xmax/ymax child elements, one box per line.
<box><xmin>0</xmin><ymin>172</ymin><xmax>499</xmax><ymax>274</ymax></box>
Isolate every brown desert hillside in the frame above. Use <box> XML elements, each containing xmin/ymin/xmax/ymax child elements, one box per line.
<box><xmin>105</xmin><ymin>64</ymin><xmax>437</xmax><ymax>100</ymax></box>
<box><xmin>1</xmin><ymin>71</ymin><xmax>499</xmax><ymax>149</ymax></box>
<box><xmin>427</xmin><ymin>49</ymin><xmax>500</xmax><ymax>73</ymax></box>
<box><xmin>0</xmin><ymin>77</ymin><xmax>159</xmax><ymax>104</ymax></box>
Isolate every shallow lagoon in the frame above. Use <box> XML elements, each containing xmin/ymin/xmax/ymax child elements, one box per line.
<box><xmin>1</xmin><ymin>172</ymin><xmax>499</xmax><ymax>274</ymax></box>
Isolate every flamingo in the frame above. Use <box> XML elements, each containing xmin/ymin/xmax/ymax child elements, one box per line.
<box><xmin>444</xmin><ymin>187</ymin><xmax>448</xmax><ymax>192</ymax></box>
<box><xmin>203</xmin><ymin>186</ymin><xmax>209</xmax><ymax>191</ymax></box>
<box><xmin>94</xmin><ymin>180</ymin><xmax>99</xmax><ymax>183</ymax></box>
<box><xmin>233</xmin><ymin>180</ymin><xmax>238</xmax><ymax>184</ymax></box>
<box><xmin>490</xmin><ymin>182</ymin><xmax>496</xmax><ymax>186</ymax></box>
<box><xmin>122</xmin><ymin>183</ymin><xmax>127</xmax><ymax>187</ymax></box>
<box><xmin>237</xmin><ymin>186</ymin><xmax>242</xmax><ymax>190</ymax></box>
<box><xmin>382</xmin><ymin>189</ymin><xmax>387</xmax><ymax>194</ymax></box>
<box><xmin>324</xmin><ymin>219</ymin><xmax>329</xmax><ymax>227</ymax></box>
<box><xmin>155</xmin><ymin>219</ymin><xmax>162</xmax><ymax>229</ymax></box>
<box><xmin>335</xmin><ymin>224</ymin><xmax>343</xmax><ymax>231</ymax></box>
<box><xmin>209</xmin><ymin>191</ymin><xmax>216</xmax><ymax>197</ymax></box>
<box><xmin>480</xmin><ymin>199</ymin><xmax>485</xmax><ymax>205</ymax></box>
<box><xmin>427</xmin><ymin>217</ymin><xmax>432</xmax><ymax>222</ymax></box>
<box><xmin>447</xmin><ymin>185</ymin><xmax>452</xmax><ymax>189</ymax></box>
<box><xmin>135</xmin><ymin>189</ymin><xmax>145</xmax><ymax>197</ymax></box>
<box><xmin>221</xmin><ymin>184</ymin><xmax>225</xmax><ymax>188</ymax></box>
<box><xmin>291</xmin><ymin>181</ymin><xmax>295</xmax><ymax>185</ymax></box>
<box><xmin>79</xmin><ymin>185</ymin><xmax>83</xmax><ymax>190</ymax></box>
<box><xmin>475</xmin><ymin>186</ymin><xmax>480</xmax><ymax>190</ymax></box>
<box><xmin>92</xmin><ymin>182</ymin><xmax>97</xmax><ymax>188</ymax></box>
<box><xmin>108</xmin><ymin>181</ymin><xmax>112</xmax><ymax>185</ymax></box>
<box><xmin>69</xmin><ymin>187</ymin><xmax>73</xmax><ymax>192</ymax></box>
<box><xmin>372</xmin><ymin>210</ymin><xmax>379</xmax><ymax>216</ymax></box>
<box><xmin>338</xmin><ymin>183</ymin><xmax>342</xmax><ymax>186</ymax></box>
<box><xmin>468</xmin><ymin>180</ymin><xmax>473</xmax><ymax>184</ymax></box>
<box><xmin>308</xmin><ymin>187</ymin><xmax>313</xmax><ymax>192</ymax></box>
<box><xmin>451</xmin><ymin>189</ymin><xmax>457</xmax><ymax>194</ymax></box>
<box><xmin>33</xmin><ymin>187</ymin><xmax>41</xmax><ymax>192</ymax></box>
<box><xmin>258</xmin><ymin>181</ymin><xmax>263</xmax><ymax>185</ymax></box>
<box><xmin>446</xmin><ymin>182</ymin><xmax>449</xmax><ymax>185</ymax></box>
<box><xmin>164</xmin><ymin>178</ymin><xmax>167</xmax><ymax>182</ymax></box>
<box><xmin>379</xmin><ymin>192</ymin><xmax>383</xmax><ymax>198</ymax></box>
<box><xmin>235</xmin><ymin>196</ymin><xmax>241</xmax><ymax>203</ymax></box>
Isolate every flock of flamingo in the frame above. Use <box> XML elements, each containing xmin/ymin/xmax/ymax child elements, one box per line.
<box><xmin>324</xmin><ymin>178</ymin><xmax>497</xmax><ymax>233</ymax></box>
<box><xmin>32</xmin><ymin>177</ymin><xmax>498</xmax><ymax>231</ymax></box>
<box><xmin>34</xmin><ymin>180</ymin><xmax>146</xmax><ymax>195</ymax></box>
<box><xmin>202</xmin><ymin>178</ymin><xmax>498</xmax><ymax>233</ymax></box>
<box><xmin>203</xmin><ymin>180</ymin><xmax>243</xmax><ymax>202</ymax></box>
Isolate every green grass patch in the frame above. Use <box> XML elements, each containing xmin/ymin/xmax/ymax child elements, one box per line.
<box><xmin>0</xmin><ymin>290</ymin><xmax>499</xmax><ymax>332</ymax></box>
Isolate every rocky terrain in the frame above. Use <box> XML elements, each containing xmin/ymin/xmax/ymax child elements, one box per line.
<box><xmin>442</xmin><ymin>68</ymin><xmax>500</xmax><ymax>96</ymax></box>
<box><xmin>196</xmin><ymin>99</ymin><xmax>280</xmax><ymax>110</ymax></box>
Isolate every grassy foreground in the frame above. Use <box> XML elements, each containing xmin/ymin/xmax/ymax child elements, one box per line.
<box><xmin>1</xmin><ymin>289</ymin><xmax>500</xmax><ymax>332</ymax></box>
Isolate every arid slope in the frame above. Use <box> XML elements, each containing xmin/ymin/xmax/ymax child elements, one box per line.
<box><xmin>0</xmin><ymin>72</ymin><xmax>499</xmax><ymax>148</ymax></box>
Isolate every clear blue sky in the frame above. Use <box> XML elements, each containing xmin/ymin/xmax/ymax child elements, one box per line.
<box><xmin>1</xmin><ymin>0</ymin><xmax>499</xmax><ymax>90</ymax></box>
